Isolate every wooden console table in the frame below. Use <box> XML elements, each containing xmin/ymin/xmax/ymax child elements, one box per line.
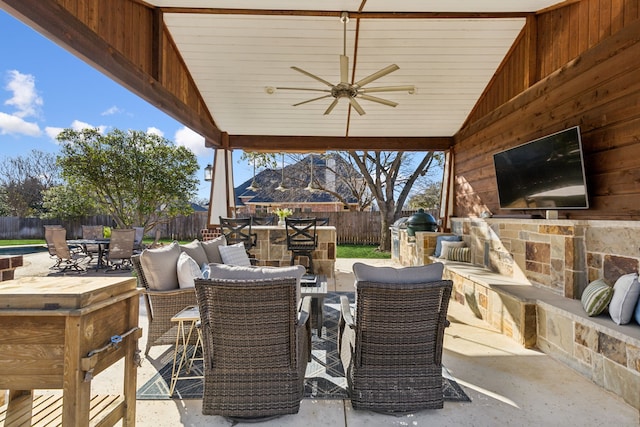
<box><xmin>0</xmin><ymin>276</ymin><xmax>141</xmax><ymax>426</ymax></box>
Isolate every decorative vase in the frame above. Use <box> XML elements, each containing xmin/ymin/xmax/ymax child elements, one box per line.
<box><xmin>278</xmin><ymin>219</ymin><xmax>285</xmax><ymax>227</ymax></box>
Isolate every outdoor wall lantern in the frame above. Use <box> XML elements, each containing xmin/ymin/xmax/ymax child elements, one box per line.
<box><xmin>204</xmin><ymin>164</ymin><xmax>213</xmax><ymax>181</ymax></box>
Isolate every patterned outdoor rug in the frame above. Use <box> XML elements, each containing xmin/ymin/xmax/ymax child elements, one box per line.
<box><xmin>137</xmin><ymin>292</ymin><xmax>471</xmax><ymax>403</ymax></box>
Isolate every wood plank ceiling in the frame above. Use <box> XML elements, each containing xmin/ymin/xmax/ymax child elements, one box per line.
<box><xmin>146</xmin><ymin>0</ymin><xmax>564</xmax><ymax>149</ymax></box>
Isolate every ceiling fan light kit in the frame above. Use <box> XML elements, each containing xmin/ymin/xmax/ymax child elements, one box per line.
<box><xmin>275</xmin><ymin>12</ymin><xmax>415</xmax><ymax>116</ymax></box>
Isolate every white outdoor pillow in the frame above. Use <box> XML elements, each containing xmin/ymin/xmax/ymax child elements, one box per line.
<box><xmin>439</xmin><ymin>240</ymin><xmax>467</xmax><ymax>259</ymax></box>
<box><xmin>180</xmin><ymin>239</ymin><xmax>208</xmax><ymax>268</ymax></box>
<box><xmin>139</xmin><ymin>241</ymin><xmax>181</xmax><ymax>291</ymax></box>
<box><xmin>353</xmin><ymin>262</ymin><xmax>444</xmax><ymax>284</ymax></box>
<box><xmin>176</xmin><ymin>252</ymin><xmax>203</xmax><ymax>289</ymax></box>
<box><xmin>609</xmin><ymin>272</ymin><xmax>640</xmax><ymax>325</ymax></box>
<box><xmin>201</xmin><ymin>235</ymin><xmax>226</xmax><ymax>264</ymax></box>
<box><xmin>434</xmin><ymin>235</ymin><xmax>462</xmax><ymax>257</ymax></box>
<box><xmin>218</xmin><ymin>242</ymin><xmax>252</xmax><ymax>267</ymax></box>
<box><xmin>207</xmin><ymin>263</ymin><xmax>306</xmax><ymax>302</ymax></box>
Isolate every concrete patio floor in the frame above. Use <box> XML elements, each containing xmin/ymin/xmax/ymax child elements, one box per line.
<box><xmin>11</xmin><ymin>251</ymin><xmax>640</xmax><ymax>426</ymax></box>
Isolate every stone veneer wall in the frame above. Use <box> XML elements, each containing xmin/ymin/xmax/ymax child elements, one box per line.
<box><xmin>395</xmin><ymin>219</ymin><xmax>640</xmax><ymax>410</ymax></box>
<box><xmin>251</xmin><ymin>226</ymin><xmax>336</xmax><ymax>278</ymax></box>
<box><xmin>202</xmin><ymin>226</ymin><xmax>336</xmax><ymax>278</ymax></box>
<box><xmin>393</xmin><ymin>229</ymin><xmax>453</xmax><ymax>266</ymax></box>
<box><xmin>536</xmin><ymin>300</ymin><xmax>640</xmax><ymax>410</ymax></box>
<box><xmin>450</xmin><ymin>218</ymin><xmax>640</xmax><ymax>299</ymax></box>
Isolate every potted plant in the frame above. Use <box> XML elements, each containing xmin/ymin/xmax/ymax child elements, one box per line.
<box><xmin>274</xmin><ymin>208</ymin><xmax>293</xmax><ymax>226</ymax></box>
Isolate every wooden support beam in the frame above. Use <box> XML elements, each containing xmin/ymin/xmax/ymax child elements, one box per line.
<box><xmin>228</xmin><ymin>135</ymin><xmax>453</xmax><ymax>152</ymax></box>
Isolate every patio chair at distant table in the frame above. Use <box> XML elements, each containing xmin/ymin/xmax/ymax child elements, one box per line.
<box><xmin>50</xmin><ymin>227</ymin><xmax>89</xmax><ymax>272</ymax></box>
<box><xmin>105</xmin><ymin>228</ymin><xmax>135</xmax><ymax>270</ymax></box>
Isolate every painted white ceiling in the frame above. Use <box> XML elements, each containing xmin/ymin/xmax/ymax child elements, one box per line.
<box><xmin>148</xmin><ymin>1</ymin><xmax>565</xmax><ymax>138</ymax></box>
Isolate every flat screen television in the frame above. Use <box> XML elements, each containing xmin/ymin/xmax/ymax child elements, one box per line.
<box><xmin>493</xmin><ymin>126</ymin><xmax>589</xmax><ymax>210</ymax></box>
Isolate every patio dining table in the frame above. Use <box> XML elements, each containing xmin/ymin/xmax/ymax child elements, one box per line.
<box><xmin>67</xmin><ymin>238</ymin><xmax>110</xmax><ymax>269</ymax></box>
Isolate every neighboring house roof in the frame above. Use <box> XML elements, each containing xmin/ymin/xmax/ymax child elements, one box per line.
<box><xmin>235</xmin><ymin>154</ymin><xmax>361</xmax><ymax>207</ymax></box>
<box><xmin>190</xmin><ymin>202</ymin><xmax>208</xmax><ymax>212</ymax></box>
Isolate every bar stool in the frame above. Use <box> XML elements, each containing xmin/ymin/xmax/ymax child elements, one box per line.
<box><xmin>285</xmin><ymin>218</ymin><xmax>318</xmax><ymax>274</ymax></box>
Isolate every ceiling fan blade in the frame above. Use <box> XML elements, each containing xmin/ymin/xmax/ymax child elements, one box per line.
<box><xmin>354</xmin><ymin>64</ymin><xmax>400</xmax><ymax>88</ymax></box>
<box><xmin>340</xmin><ymin>55</ymin><xmax>349</xmax><ymax>84</ymax></box>
<box><xmin>358</xmin><ymin>94</ymin><xmax>398</xmax><ymax>107</ymax></box>
<box><xmin>360</xmin><ymin>85</ymin><xmax>415</xmax><ymax>94</ymax></box>
<box><xmin>276</xmin><ymin>87</ymin><xmax>332</xmax><ymax>93</ymax></box>
<box><xmin>293</xmin><ymin>94</ymin><xmax>332</xmax><ymax>107</ymax></box>
<box><xmin>291</xmin><ymin>66</ymin><xmax>335</xmax><ymax>88</ymax></box>
<box><xmin>348</xmin><ymin>98</ymin><xmax>366</xmax><ymax>116</ymax></box>
<box><xmin>323</xmin><ymin>98</ymin><xmax>340</xmax><ymax>115</ymax></box>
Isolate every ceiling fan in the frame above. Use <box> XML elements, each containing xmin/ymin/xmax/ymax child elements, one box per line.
<box><xmin>275</xmin><ymin>12</ymin><xmax>415</xmax><ymax>116</ymax></box>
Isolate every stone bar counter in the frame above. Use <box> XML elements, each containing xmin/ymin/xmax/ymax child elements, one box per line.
<box><xmin>251</xmin><ymin>225</ymin><xmax>336</xmax><ymax>278</ymax></box>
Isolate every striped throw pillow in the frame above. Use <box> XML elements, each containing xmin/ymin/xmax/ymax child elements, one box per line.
<box><xmin>581</xmin><ymin>279</ymin><xmax>614</xmax><ymax>316</ymax></box>
<box><xmin>446</xmin><ymin>246</ymin><xmax>471</xmax><ymax>263</ymax></box>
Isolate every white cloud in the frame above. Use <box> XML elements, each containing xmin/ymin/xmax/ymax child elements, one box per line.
<box><xmin>70</xmin><ymin>120</ymin><xmax>107</xmax><ymax>134</ymax></box>
<box><xmin>101</xmin><ymin>105</ymin><xmax>122</xmax><ymax>116</ymax></box>
<box><xmin>45</xmin><ymin>126</ymin><xmax>64</xmax><ymax>140</ymax></box>
<box><xmin>146</xmin><ymin>126</ymin><xmax>164</xmax><ymax>137</ymax></box>
<box><xmin>0</xmin><ymin>111</ymin><xmax>41</xmax><ymax>136</ymax></box>
<box><xmin>174</xmin><ymin>126</ymin><xmax>207</xmax><ymax>156</ymax></box>
<box><xmin>4</xmin><ymin>70</ymin><xmax>43</xmax><ymax>118</ymax></box>
<box><xmin>45</xmin><ymin>121</ymin><xmax>108</xmax><ymax>143</ymax></box>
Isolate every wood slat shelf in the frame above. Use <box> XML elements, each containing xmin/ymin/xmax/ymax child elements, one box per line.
<box><xmin>0</xmin><ymin>394</ymin><xmax>124</xmax><ymax>427</ymax></box>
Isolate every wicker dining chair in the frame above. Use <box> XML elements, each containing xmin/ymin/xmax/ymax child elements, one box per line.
<box><xmin>339</xmin><ymin>274</ymin><xmax>452</xmax><ymax>413</ymax></box>
<box><xmin>194</xmin><ymin>277</ymin><xmax>311</xmax><ymax>419</ymax></box>
<box><xmin>131</xmin><ymin>254</ymin><xmax>197</xmax><ymax>355</ymax></box>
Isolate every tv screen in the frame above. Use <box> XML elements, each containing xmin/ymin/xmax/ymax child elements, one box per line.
<box><xmin>493</xmin><ymin>126</ymin><xmax>588</xmax><ymax>210</ymax></box>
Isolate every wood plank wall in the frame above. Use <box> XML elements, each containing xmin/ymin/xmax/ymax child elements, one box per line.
<box><xmin>453</xmin><ymin>1</ymin><xmax>640</xmax><ymax>220</ymax></box>
<box><xmin>56</xmin><ymin>0</ymin><xmax>215</xmax><ymax>135</ymax></box>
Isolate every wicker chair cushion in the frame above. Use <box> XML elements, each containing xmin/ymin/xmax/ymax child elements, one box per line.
<box><xmin>177</xmin><ymin>252</ymin><xmax>203</xmax><ymax>289</ymax></box>
<box><xmin>208</xmin><ymin>263</ymin><xmax>306</xmax><ymax>302</ymax></box>
<box><xmin>139</xmin><ymin>241</ymin><xmax>181</xmax><ymax>291</ymax></box>
<box><xmin>180</xmin><ymin>240</ymin><xmax>209</xmax><ymax>267</ymax></box>
<box><xmin>201</xmin><ymin>235</ymin><xmax>226</xmax><ymax>264</ymax></box>
<box><xmin>353</xmin><ymin>262</ymin><xmax>444</xmax><ymax>284</ymax></box>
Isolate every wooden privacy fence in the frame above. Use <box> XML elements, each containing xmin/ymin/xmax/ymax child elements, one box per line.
<box><xmin>0</xmin><ymin>216</ymin><xmax>113</xmax><ymax>240</ymax></box>
<box><xmin>0</xmin><ymin>210</ymin><xmax>436</xmax><ymax>244</ymax></box>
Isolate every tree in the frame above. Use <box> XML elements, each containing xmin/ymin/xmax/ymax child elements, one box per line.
<box><xmin>41</xmin><ymin>184</ymin><xmax>101</xmax><ymax>220</ymax></box>
<box><xmin>56</xmin><ymin>128</ymin><xmax>199</xmax><ymax>231</ymax></box>
<box><xmin>348</xmin><ymin>151</ymin><xmax>443</xmax><ymax>252</ymax></box>
<box><xmin>0</xmin><ymin>149</ymin><xmax>59</xmax><ymax>217</ymax></box>
<box><xmin>240</xmin><ymin>150</ymin><xmax>443</xmax><ymax>252</ymax></box>
<box><xmin>286</xmin><ymin>153</ymin><xmax>374</xmax><ymax>211</ymax></box>
<box><xmin>408</xmin><ymin>182</ymin><xmax>442</xmax><ymax>211</ymax></box>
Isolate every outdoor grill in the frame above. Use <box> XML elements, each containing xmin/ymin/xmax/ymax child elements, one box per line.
<box><xmin>406</xmin><ymin>209</ymin><xmax>438</xmax><ymax>236</ymax></box>
<box><xmin>390</xmin><ymin>217</ymin><xmax>410</xmax><ymax>259</ymax></box>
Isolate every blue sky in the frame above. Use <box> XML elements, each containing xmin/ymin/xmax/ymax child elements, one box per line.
<box><xmin>0</xmin><ymin>10</ymin><xmax>254</xmax><ymax>201</ymax></box>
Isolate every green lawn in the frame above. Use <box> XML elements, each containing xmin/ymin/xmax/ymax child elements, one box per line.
<box><xmin>0</xmin><ymin>240</ymin><xmax>46</xmax><ymax>246</ymax></box>
<box><xmin>337</xmin><ymin>244</ymin><xmax>390</xmax><ymax>259</ymax></box>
